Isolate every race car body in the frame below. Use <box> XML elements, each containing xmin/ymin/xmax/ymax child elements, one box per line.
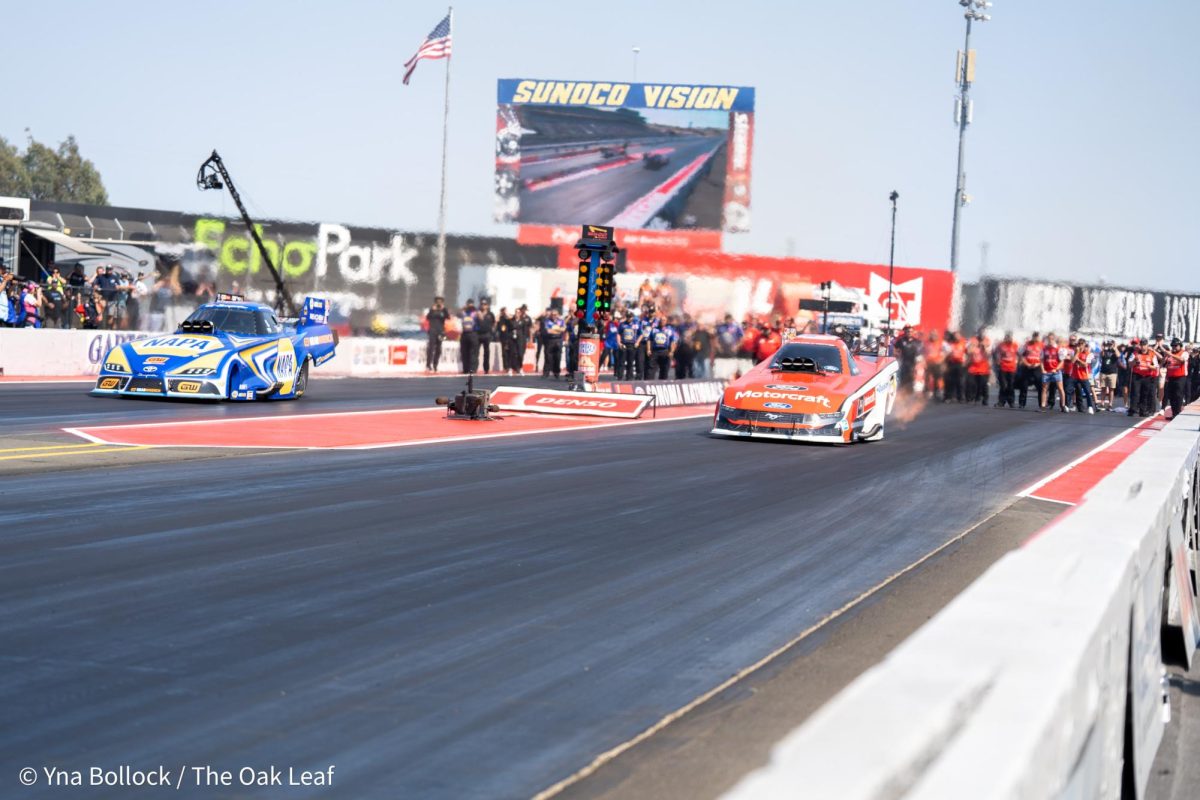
<box><xmin>91</xmin><ymin>296</ymin><xmax>337</xmax><ymax>401</ymax></box>
<box><xmin>711</xmin><ymin>334</ymin><xmax>899</xmax><ymax>444</ymax></box>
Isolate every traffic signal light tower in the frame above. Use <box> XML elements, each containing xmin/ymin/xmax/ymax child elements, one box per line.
<box><xmin>574</xmin><ymin>224</ymin><xmax>619</xmax><ymax>331</ymax></box>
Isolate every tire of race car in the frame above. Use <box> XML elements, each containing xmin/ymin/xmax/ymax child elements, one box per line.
<box><xmin>294</xmin><ymin>360</ymin><xmax>309</xmax><ymax>398</ymax></box>
<box><xmin>226</xmin><ymin>364</ymin><xmax>240</xmax><ymax>400</ymax></box>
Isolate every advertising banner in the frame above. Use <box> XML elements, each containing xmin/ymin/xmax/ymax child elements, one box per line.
<box><xmin>490</xmin><ymin>386</ymin><xmax>652</xmax><ymax>418</ymax></box>
<box><xmin>971</xmin><ymin>278</ymin><xmax>1200</xmax><ymax>342</ymax></box>
<box><xmin>593</xmin><ymin>378</ymin><xmax>726</xmax><ymax>407</ymax></box>
<box><xmin>494</xmin><ymin>78</ymin><xmax>755</xmax><ymax>233</ymax></box>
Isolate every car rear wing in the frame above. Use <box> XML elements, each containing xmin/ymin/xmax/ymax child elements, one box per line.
<box><xmin>299</xmin><ymin>296</ymin><xmax>329</xmax><ymax>327</ymax></box>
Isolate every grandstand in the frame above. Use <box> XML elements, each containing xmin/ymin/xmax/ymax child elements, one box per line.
<box><xmin>515</xmin><ymin>106</ymin><xmax>650</xmax><ymax>147</ymax></box>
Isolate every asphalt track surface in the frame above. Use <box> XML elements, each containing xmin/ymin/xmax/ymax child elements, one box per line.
<box><xmin>0</xmin><ymin>379</ymin><xmax>1139</xmax><ymax>798</ymax></box>
<box><xmin>518</xmin><ymin>135</ymin><xmax>722</xmax><ymax>225</ymax></box>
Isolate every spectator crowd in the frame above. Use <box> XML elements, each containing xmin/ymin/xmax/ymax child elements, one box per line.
<box><xmin>425</xmin><ymin>288</ymin><xmax>1200</xmax><ymax>422</ymax></box>
<box><xmin>890</xmin><ymin>327</ymin><xmax>1200</xmax><ymax>420</ymax></box>
<box><xmin>0</xmin><ymin>261</ymin><xmax>157</xmax><ymax>330</ymax></box>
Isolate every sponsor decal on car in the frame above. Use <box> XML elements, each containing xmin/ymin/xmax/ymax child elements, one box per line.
<box><xmin>765</xmin><ymin>384</ymin><xmax>806</xmax><ymax>392</ymax></box>
<box><xmin>142</xmin><ymin>366</ymin><xmax>158</xmax><ymax>373</ymax></box>
<box><xmin>98</xmin><ymin>377</ymin><xmax>120</xmax><ymax>390</ymax></box>
<box><xmin>762</xmin><ymin>401</ymin><xmax>792</xmax><ymax>409</ymax></box>
<box><xmin>733</xmin><ymin>389</ymin><xmax>832</xmax><ymax>408</ymax></box>
<box><xmin>176</xmin><ymin>381</ymin><xmax>202</xmax><ymax>393</ymax></box>
<box><xmin>144</xmin><ymin>356</ymin><xmax>169</xmax><ymax>365</ymax></box>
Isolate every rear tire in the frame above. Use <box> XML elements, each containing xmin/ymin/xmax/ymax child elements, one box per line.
<box><xmin>293</xmin><ymin>359</ymin><xmax>309</xmax><ymax>398</ymax></box>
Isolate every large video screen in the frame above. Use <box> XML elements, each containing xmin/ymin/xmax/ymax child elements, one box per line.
<box><xmin>494</xmin><ymin>78</ymin><xmax>754</xmax><ymax>233</ymax></box>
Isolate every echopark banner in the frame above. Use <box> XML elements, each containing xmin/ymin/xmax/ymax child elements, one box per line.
<box><xmin>497</xmin><ymin>79</ymin><xmax>755</xmax><ymax>111</ymax></box>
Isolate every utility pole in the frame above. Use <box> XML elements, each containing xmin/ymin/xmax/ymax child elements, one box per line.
<box><xmin>632</xmin><ymin>46</ymin><xmax>640</xmax><ymax>81</ymax></box>
<box><xmin>887</xmin><ymin>191</ymin><xmax>899</xmax><ymax>345</ymax></box>
<box><xmin>949</xmin><ymin>0</ymin><xmax>992</xmax><ymax>274</ymax></box>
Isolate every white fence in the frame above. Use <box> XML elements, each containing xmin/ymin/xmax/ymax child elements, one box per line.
<box><xmin>726</xmin><ymin>407</ymin><xmax>1200</xmax><ymax>800</ymax></box>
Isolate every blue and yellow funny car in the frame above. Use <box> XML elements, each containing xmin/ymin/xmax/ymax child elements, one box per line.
<box><xmin>92</xmin><ymin>295</ymin><xmax>337</xmax><ymax>401</ymax></box>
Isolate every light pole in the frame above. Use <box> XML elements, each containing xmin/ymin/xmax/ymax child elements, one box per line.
<box><xmin>887</xmin><ymin>190</ymin><xmax>899</xmax><ymax>346</ymax></box>
<box><xmin>949</xmin><ymin>0</ymin><xmax>992</xmax><ymax>274</ymax></box>
<box><xmin>632</xmin><ymin>46</ymin><xmax>640</xmax><ymax>81</ymax></box>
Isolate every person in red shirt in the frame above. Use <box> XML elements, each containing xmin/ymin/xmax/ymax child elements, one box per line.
<box><xmin>993</xmin><ymin>332</ymin><xmax>1020</xmax><ymax>408</ymax></box>
<box><xmin>1040</xmin><ymin>333</ymin><xmax>1067</xmax><ymax>412</ymax></box>
<box><xmin>965</xmin><ymin>332</ymin><xmax>992</xmax><ymax>405</ymax></box>
<box><xmin>1068</xmin><ymin>338</ymin><xmax>1096</xmax><ymax>414</ymax></box>
<box><xmin>755</xmin><ymin>322</ymin><xmax>783</xmax><ymax>362</ymax></box>
<box><xmin>1163</xmin><ymin>338</ymin><xmax>1189</xmax><ymax>418</ymax></box>
<box><xmin>1128</xmin><ymin>339</ymin><xmax>1161</xmax><ymax>418</ymax></box>
<box><xmin>1017</xmin><ymin>332</ymin><xmax>1044</xmax><ymax>409</ymax></box>
<box><xmin>739</xmin><ymin>317</ymin><xmax>762</xmax><ymax>367</ymax></box>
<box><xmin>943</xmin><ymin>331</ymin><xmax>966</xmax><ymax>403</ymax></box>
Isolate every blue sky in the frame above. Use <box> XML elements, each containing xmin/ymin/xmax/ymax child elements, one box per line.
<box><xmin>4</xmin><ymin>1</ymin><xmax>1197</xmax><ymax>289</ymax></box>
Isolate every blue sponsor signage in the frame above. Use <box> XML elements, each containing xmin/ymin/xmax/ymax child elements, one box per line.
<box><xmin>498</xmin><ymin>79</ymin><xmax>755</xmax><ymax>112</ymax></box>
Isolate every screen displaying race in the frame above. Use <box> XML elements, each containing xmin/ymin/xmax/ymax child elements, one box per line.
<box><xmin>494</xmin><ymin>78</ymin><xmax>755</xmax><ymax>233</ymax></box>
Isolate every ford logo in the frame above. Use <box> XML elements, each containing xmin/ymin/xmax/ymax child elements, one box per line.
<box><xmin>763</xmin><ymin>401</ymin><xmax>792</xmax><ymax>410</ymax></box>
<box><xmin>766</xmin><ymin>384</ymin><xmax>805</xmax><ymax>392</ymax></box>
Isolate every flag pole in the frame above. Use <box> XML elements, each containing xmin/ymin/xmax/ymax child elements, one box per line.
<box><xmin>434</xmin><ymin>6</ymin><xmax>453</xmax><ymax>298</ymax></box>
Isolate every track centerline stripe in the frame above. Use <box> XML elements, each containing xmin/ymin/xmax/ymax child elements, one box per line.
<box><xmin>0</xmin><ymin>442</ymin><xmax>104</xmax><ymax>453</ymax></box>
<box><xmin>0</xmin><ymin>446</ymin><xmax>149</xmax><ymax>462</ymax></box>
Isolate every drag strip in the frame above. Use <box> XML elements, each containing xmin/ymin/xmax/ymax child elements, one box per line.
<box><xmin>0</xmin><ymin>400</ymin><xmax>1139</xmax><ymax>799</ymax></box>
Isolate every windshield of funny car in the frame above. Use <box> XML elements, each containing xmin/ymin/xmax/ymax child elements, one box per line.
<box><xmin>183</xmin><ymin>306</ymin><xmax>281</xmax><ymax>335</ymax></box>
<box><xmin>770</xmin><ymin>342</ymin><xmax>856</xmax><ymax>375</ymax></box>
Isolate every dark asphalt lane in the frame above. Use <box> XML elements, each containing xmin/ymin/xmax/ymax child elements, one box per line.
<box><xmin>0</xmin><ymin>401</ymin><xmax>1134</xmax><ymax>799</ymax></box>
<box><xmin>519</xmin><ymin>136</ymin><xmax>721</xmax><ymax>225</ymax></box>
<box><xmin>520</xmin><ymin>138</ymin><xmax>674</xmax><ymax>180</ymax></box>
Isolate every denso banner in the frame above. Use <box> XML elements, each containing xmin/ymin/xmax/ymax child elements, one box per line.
<box><xmin>490</xmin><ymin>386</ymin><xmax>652</xmax><ymax>418</ymax></box>
<box><xmin>594</xmin><ymin>379</ymin><xmax>726</xmax><ymax>407</ymax></box>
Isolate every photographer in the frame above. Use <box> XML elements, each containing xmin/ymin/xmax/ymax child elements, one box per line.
<box><xmin>1097</xmin><ymin>340</ymin><xmax>1122</xmax><ymax>411</ymax></box>
<box><xmin>1163</xmin><ymin>339</ymin><xmax>1188</xmax><ymax>418</ymax></box>
<box><xmin>20</xmin><ymin>281</ymin><xmax>43</xmax><ymax>328</ymax></box>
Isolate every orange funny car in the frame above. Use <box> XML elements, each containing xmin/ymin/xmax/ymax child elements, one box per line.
<box><xmin>711</xmin><ymin>334</ymin><xmax>899</xmax><ymax>444</ymax></box>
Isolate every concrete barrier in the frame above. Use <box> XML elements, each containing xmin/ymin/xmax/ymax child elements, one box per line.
<box><xmin>725</xmin><ymin>406</ymin><xmax>1200</xmax><ymax>800</ymax></box>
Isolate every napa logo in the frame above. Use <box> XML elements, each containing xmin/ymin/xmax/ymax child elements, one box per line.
<box><xmin>132</xmin><ymin>336</ymin><xmax>223</xmax><ymax>357</ymax></box>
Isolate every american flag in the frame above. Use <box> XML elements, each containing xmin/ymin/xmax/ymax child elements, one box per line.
<box><xmin>403</xmin><ymin>12</ymin><xmax>452</xmax><ymax>85</ymax></box>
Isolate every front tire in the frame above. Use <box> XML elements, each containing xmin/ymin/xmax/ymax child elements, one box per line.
<box><xmin>861</xmin><ymin>421</ymin><xmax>886</xmax><ymax>442</ymax></box>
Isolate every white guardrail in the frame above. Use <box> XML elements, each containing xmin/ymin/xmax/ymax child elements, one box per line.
<box><xmin>0</xmin><ymin>329</ymin><xmax>464</xmax><ymax>377</ymax></box>
<box><xmin>725</xmin><ymin>405</ymin><xmax>1200</xmax><ymax>800</ymax></box>
<box><xmin>0</xmin><ymin>328</ymin><xmax>748</xmax><ymax>380</ymax></box>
